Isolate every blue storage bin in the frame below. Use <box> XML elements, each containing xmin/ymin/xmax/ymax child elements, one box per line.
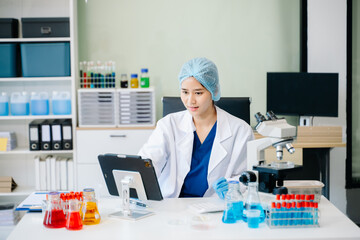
<box><xmin>31</xmin><ymin>92</ymin><xmax>49</xmax><ymax>115</ymax></box>
<box><xmin>52</xmin><ymin>91</ymin><xmax>71</xmax><ymax>115</ymax></box>
<box><xmin>0</xmin><ymin>93</ymin><xmax>9</xmax><ymax>116</ymax></box>
<box><xmin>0</xmin><ymin>43</ymin><xmax>19</xmax><ymax>77</ymax></box>
<box><xmin>10</xmin><ymin>92</ymin><xmax>29</xmax><ymax>116</ymax></box>
<box><xmin>20</xmin><ymin>42</ymin><xmax>70</xmax><ymax>77</ymax></box>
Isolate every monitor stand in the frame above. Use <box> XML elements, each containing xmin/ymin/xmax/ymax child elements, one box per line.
<box><xmin>109</xmin><ymin>170</ymin><xmax>154</xmax><ymax>220</ymax></box>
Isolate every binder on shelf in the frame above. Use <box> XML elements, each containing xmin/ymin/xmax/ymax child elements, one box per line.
<box><xmin>34</xmin><ymin>156</ymin><xmax>41</xmax><ymax>191</ymax></box>
<box><xmin>60</xmin><ymin>158</ymin><xmax>67</xmax><ymax>191</ymax></box>
<box><xmin>61</xmin><ymin>119</ymin><xmax>72</xmax><ymax>150</ymax></box>
<box><xmin>39</xmin><ymin>158</ymin><xmax>47</xmax><ymax>191</ymax></box>
<box><xmin>41</xmin><ymin>120</ymin><xmax>52</xmax><ymax>150</ymax></box>
<box><xmin>45</xmin><ymin>156</ymin><xmax>52</xmax><ymax>190</ymax></box>
<box><xmin>29</xmin><ymin>120</ymin><xmax>42</xmax><ymax>151</ymax></box>
<box><xmin>67</xmin><ymin>158</ymin><xmax>74</xmax><ymax>190</ymax></box>
<box><xmin>51</xmin><ymin>120</ymin><xmax>62</xmax><ymax>150</ymax></box>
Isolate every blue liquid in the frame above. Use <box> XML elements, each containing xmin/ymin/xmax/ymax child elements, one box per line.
<box><xmin>222</xmin><ymin>209</ymin><xmax>236</xmax><ymax>224</ymax></box>
<box><xmin>31</xmin><ymin>99</ymin><xmax>49</xmax><ymax>115</ymax></box>
<box><xmin>11</xmin><ymin>102</ymin><xmax>29</xmax><ymax>115</ymax></box>
<box><xmin>232</xmin><ymin>201</ymin><xmax>243</xmax><ymax>221</ymax></box>
<box><xmin>248</xmin><ymin>216</ymin><xmax>260</xmax><ymax>228</ymax></box>
<box><xmin>243</xmin><ymin>203</ymin><xmax>265</xmax><ymax>223</ymax></box>
<box><xmin>0</xmin><ymin>102</ymin><xmax>9</xmax><ymax>116</ymax></box>
<box><xmin>52</xmin><ymin>99</ymin><xmax>71</xmax><ymax>115</ymax></box>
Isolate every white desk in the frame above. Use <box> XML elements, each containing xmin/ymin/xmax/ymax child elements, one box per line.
<box><xmin>7</xmin><ymin>196</ymin><xmax>360</xmax><ymax>240</ymax></box>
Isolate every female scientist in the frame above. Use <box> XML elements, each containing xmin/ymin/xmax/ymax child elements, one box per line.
<box><xmin>138</xmin><ymin>57</ymin><xmax>254</xmax><ymax>198</ymax></box>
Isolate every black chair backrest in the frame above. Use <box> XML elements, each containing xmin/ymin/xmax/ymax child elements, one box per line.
<box><xmin>162</xmin><ymin>97</ymin><xmax>251</xmax><ymax>124</ymax></box>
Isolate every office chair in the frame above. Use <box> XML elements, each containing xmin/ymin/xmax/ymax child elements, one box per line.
<box><xmin>162</xmin><ymin>96</ymin><xmax>251</xmax><ymax>124</ymax></box>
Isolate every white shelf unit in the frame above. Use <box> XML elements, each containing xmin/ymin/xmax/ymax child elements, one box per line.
<box><xmin>0</xmin><ymin>0</ymin><xmax>77</xmax><ymax>197</ymax></box>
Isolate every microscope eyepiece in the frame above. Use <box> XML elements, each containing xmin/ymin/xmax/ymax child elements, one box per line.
<box><xmin>255</xmin><ymin>112</ymin><xmax>266</xmax><ymax>123</ymax></box>
<box><xmin>266</xmin><ymin>110</ymin><xmax>278</xmax><ymax>120</ymax></box>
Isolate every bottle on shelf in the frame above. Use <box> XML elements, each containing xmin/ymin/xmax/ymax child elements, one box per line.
<box><xmin>0</xmin><ymin>92</ymin><xmax>9</xmax><ymax>116</ymax></box>
<box><xmin>120</xmin><ymin>74</ymin><xmax>129</xmax><ymax>88</ymax></box>
<box><xmin>140</xmin><ymin>68</ymin><xmax>150</xmax><ymax>88</ymax></box>
<box><xmin>130</xmin><ymin>73</ymin><xmax>139</xmax><ymax>88</ymax></box>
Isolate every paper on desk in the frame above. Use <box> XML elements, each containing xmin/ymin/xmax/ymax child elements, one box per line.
<box><xmin>16</xmin><ymin>192</ymin><xmax>47</xmax><ymax>211</ymax></box>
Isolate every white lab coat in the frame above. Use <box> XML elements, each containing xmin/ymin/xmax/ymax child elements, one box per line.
<box><xmin>138</xmin><ymin>106</ymin><xmax>254</xmax><ymax>198</ymax></box>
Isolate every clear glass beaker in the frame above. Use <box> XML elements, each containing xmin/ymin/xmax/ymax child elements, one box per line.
<box><xmin>81</xmin><ymin>188</ymin><xmax>101</xmax><ymax>225</ymax></box>
<box><xmin>43</xmin><ymin>192</ymin><xmax>66</xmax><ymax>228</ymax></box>
<box><xmin>66</xmin><ymin>199</ymin><xmax>83</xmax><ymax>230</ymax></box>
<box><xmin>243</xmin><ymin>182</ymin><xmax>265</xmax><ymax>223</ymax></box>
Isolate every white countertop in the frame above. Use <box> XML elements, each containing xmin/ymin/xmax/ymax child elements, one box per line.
<box><xmin>7</xmin><ymin>195</ymin><xmax>360</xmax><ymax>240</ymax></box>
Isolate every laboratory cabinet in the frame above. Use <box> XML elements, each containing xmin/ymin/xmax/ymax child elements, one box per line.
<box><xmin>0</xmin><ymin>0</ymin><xmax>77</xmax><ymax>197</ymax></box>
<box><xmin>76</xmin><ymin>128</ymin><xmax>153</xmax><ymax>196</ymax></box>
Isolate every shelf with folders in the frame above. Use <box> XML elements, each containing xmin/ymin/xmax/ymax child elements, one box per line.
<box><xmin>0</xmin><ymin>147</ymin><xmax>73</xmax><ymax>155</ymax></box>
<box><xmin>0</xmin><ymin>115</ymin><xmax>73</xmax><ymax>120</ymax></box>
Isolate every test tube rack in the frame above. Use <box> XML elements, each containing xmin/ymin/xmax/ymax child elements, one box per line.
<box><xmin>266</xmin><ymin>208</ymin><xmax>320</xmax><ymax>228</ymax></box>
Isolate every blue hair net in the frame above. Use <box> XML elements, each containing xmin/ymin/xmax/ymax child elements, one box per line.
<box><xmin>178</xmin><ymin>57</ymin><xmax>221</xmax><ymax>101</ymax></box>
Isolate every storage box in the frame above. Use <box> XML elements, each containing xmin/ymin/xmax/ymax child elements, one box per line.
<box><xmin>0</xmin><ymin>18</ymin><xmax>19</xmax><ymax>38</ymax></box>
<box><xmin>283</xmin><ymin>180</ymin><xmax>324</xmax><ymax>202</ymax></box>
<box><xmin>0</xmin><ymin>43</ymin><xmax>20</xmax><ymax>77</ymax></box>
<box><xmin>21</xmin><ymin>17</ymin><xmax>69</xmax><ymax>38</ymax></box>
<box><xmin>20</xmin><ymin>42</ymin><xmax>70</xmax><ymax>77</ymax></box>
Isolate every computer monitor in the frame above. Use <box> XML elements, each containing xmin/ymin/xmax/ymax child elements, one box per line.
<box><xmin>98</xmin><ymin>154</ymin><xmax>163</xmax><ymax>201</ymax></box>
<box><xmin>267</xmin><ymin>72</ymin><xmax>339</xmax><ymax>118</ymax></box>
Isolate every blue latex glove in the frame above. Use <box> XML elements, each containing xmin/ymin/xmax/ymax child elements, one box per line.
<box><xmin>212</xmin><ymin>177</ymin><xmax>228</xmax><ymax>199</ymax></box>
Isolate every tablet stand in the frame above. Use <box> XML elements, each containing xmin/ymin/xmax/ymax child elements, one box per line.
<box><xmin>109</xmin><ymin>171</ymin><xmax>154</xmax><ymax>220</ymax></box>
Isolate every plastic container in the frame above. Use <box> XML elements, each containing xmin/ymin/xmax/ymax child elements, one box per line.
<box><xmin>20</xmin><ymin>42</ymin><xmax>70</xmax><ymax>77</ymax></box>
<box><xmin>130</xmin><ymin>74</ymin><xmax>139</xmax><ymax>88</ymax></box>
<box><xmin>0</xmin><ymin>92</ymin><xmax>9</xmax><ymax>116</ymax></box>
<box><xmin>52</xmin><ymin>91</ymin><xmax>71</xmax><ymax>115</ymax></box>
<box><xmin>283</xmin><ymin>180</ymin><xmax>324</xmax><ymax>202</ymax></box>
<box><xmin>30</xmin><ymin>92</ymin><xmax>49</xmax><ymax>115</ymax></box>
<box><xmin>140</xmin><ymin>68</ymin><xmax>149</xmax><ymax>88</ymax></box>
<box><xmin>10</xmin><ymin>92</ymin><xmax>29</xmax><ymax>116</ymax></box>
<box><xmin>0</xmin><ymin>43</ymin><xmax>20</xmax><ymax>77</ymax></box>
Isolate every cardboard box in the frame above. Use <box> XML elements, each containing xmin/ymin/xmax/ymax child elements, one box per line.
<box><xmin>0</xmin><ymin>176</ymin><xmax>17</xmax><ymax>193</ymax></box>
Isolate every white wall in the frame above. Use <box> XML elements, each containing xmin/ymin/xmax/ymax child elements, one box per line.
<box><xmin>307</xmin><ymin>0</ymin><xmax>347</xmax><ymax>213</ymax></box>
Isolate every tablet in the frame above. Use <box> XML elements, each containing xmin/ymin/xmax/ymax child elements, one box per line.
<box><xmin>98</xmin><ymin>154</ymin><xmax>163</xmax><ymax>201</ymax></box>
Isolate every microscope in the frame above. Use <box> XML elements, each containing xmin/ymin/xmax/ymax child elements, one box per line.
<box><xmin>246</xmin><ymin>111</ymin><xmax>302</xmax><ymax>194</ymax></box>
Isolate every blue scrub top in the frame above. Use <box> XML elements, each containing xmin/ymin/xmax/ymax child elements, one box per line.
<box><xmin>179</xmin><ymin>122</ymin><xmax>217</xmax><ymax>197</ymax></box>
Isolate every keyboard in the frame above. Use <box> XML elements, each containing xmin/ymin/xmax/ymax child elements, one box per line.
<box><xmin>188</xmin><ymin>202</ymin><xmax>225</xmax><ymax>214</ymax></box>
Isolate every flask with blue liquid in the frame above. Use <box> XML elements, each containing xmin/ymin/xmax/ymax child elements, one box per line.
<box><xmin>243</xmin><ymin>182</ymin><xmax>265</xmax><ymax>224</ymax></box>
<box><xmin>222</xmin><ymin>181</ymin><xmax>244</xmax><ymax>224</ymax></box>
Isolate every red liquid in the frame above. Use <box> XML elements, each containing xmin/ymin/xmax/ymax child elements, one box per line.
<box><xmin>43</xmin><ymin>209</ymin><xmax>66</xmax><ymax>228</ymax></box>
<box><xmin>66</xmin><ymin>212</ymin><xmax>83</xmax><ymax>230</ymax></box>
